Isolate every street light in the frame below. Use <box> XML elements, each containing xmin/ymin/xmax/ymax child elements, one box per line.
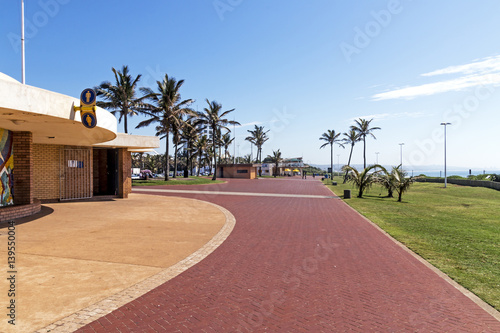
<box><xmin>399</xmin><ymin>143</ymin><xmax>404</xmax><ymax>167</ymax></box>
<box><xmin>375</xmin><ymin>152</ymin><xmax>380</xmax><ymax>165</ymax></box>
<box><xmin>441</xmin><ymin>122</ymin><xmax>451</xmax><ymax>188</ymax></box>
<box><xmin>336</xmin><ymin>154</ymin><xmax>340</xmax><ymax>172</ymax></box>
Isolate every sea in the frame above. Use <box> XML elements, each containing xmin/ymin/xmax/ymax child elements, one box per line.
<box><xmin>410</xmin><ymin>170</ymin><xmax>500</xmax><ymax>178</ymax></box>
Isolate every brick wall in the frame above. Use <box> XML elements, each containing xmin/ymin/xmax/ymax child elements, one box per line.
<box><xmin>13</xmin><ymin>132</ymin><xmax>33</xmax><ymax>205</ymax></box>
<box><xmin>33</xmin><ymin>144</ymin><xmax>61</xmax><ymax>201</ymax></box>
<box><xmin>0</xmin><ymin>199</ymin><xmax>41</xmax><ymax>221</ymax></box>
<box><xmin>218</xmin><ymin>165</ymin><xmax>256</xmax><ymax>179</ymax></box>
<box><xmin>118</xmin><ymin>148</ymin><xmax>131</xmax><ymax>198</ymax></box>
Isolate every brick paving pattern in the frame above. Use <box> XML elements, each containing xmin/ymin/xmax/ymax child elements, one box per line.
<box><xmin>77</xmin><ymin>178</ymin><xmax>500</xmax><ymax>332</ymax></box>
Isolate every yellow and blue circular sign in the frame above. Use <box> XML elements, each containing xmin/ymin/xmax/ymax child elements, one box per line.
<box><xmin>82</xmin><ymin>112</ymin><xmax>97</xmax><ymax>129</ymax></box>
<box><xmin>80</xmin><ymin>88</ymin><xmax>96</xmax><ymax>106</ymax></box>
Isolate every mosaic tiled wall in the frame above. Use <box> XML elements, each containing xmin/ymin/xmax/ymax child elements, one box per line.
<box><xmin>0</xmin><ymin>128</ymin><xmax>14</xmax><ymax>207</ymax></box>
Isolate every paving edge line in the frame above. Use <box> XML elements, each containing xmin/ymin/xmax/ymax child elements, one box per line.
<box><xmin>35</xmin><ymin>199</ymin><xmax>236</xmax><ymax>333</ymax></box>
<box><xmin>338</xmin><ymin>198</ymin><xmax>500</xmax><ymax>323</ymax></box>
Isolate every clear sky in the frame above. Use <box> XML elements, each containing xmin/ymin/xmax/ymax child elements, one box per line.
<box><xmin>2</xmin><ymin>1</ymin><xmax>500</xmax><ymax>171</ymax></box>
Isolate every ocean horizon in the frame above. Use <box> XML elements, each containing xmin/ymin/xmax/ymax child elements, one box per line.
<box><xmin>410</xmin><ymin>170</ymin><xmax>500</xmax><ymax>178</ymax></box>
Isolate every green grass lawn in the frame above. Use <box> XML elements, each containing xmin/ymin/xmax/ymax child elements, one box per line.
<box><xmin>324</xmin><ymin>177</ymin><xmax>500</xmax><ymax>310</ymax></box>
<box><xmin>132</xmin><ymin>177</ymin><xmax>225</xmax><ymax>186</ymax></box>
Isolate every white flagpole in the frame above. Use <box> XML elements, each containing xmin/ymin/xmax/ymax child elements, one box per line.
<box><xmin>21</xmin><ymin>0</ymin><xmax>25</xmax><ymax>84</ymax></box>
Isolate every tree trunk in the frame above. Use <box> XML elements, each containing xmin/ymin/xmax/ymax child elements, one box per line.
<box><xmin>165</xmin><ymin>133</ymin><xmax>170</xmax><ymax>181</ymax></box>
<box><xmin>197</xmin><ymin>154</ymin><xmax>202</xmax><ymax>176</ymax></box>
<box><xmin>123</xmin><ymin>107</ymin><xmax>128</xmax><ymax>134</ymax></box>
<box><xmin>212</xmin><ymin>126</ymin><xmax>217</xmax><ymax>180</ymax></box>
<box><xmin>398</xmin><ymin>191</ymin><xmax>402</xmax><ymax>202</ymax></box>
<box><xmin>363</xmin><ymin>136</ymin><xmax>367</xmax><ymax>169</ymax></box>
<box><xmin>331</xmin><ymin>143</ymin><xmax>334</xmax><ymax>180</ymax></box>
<box><xmin>388</xmin><ymin>188</ymin><xmax>394</xmax><ymax>198</ymax></box>
<box><xmin>184</xmin><ymin>146</ymin><xmax>189</xmax><ymax>178</ymax></box>
<box><xmin>173</xmin><ymin>144</ymin><xmax>178</xmax><ymax>178</ymax></box>
<box><xmin>344</xmin><ymin>144</ymin><xmax>354</xmax><ymax>183</ymax></box>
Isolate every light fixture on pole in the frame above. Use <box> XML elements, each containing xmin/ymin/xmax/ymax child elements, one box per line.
<box><xmin>399</xmin><ymin>143</ymin><xmax>404</xmax><ymax>167</ymax></box>
<box><xmin>440</xmin><ymin>122</ymin><xmax>451</xmax><ymax>188</ymax></box>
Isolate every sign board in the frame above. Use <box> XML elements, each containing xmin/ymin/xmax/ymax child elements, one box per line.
<box><xmin>75</xmin><ymin>88</ymin><xmax>98</xmax><ymax>129</ymax></box>
<box><xmin>81</xmin><ymin>112</ymin><xmax>97</xmax><ymax>129</ymax></box>
<box><xmin>80</xmin><ymin>88</ymin><xmax>96</xmax><ymax>106</ymax></box>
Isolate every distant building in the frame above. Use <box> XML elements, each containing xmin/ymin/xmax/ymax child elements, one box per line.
<box><xmin>261</xmin><ymin>157</ymin><xmax>306</xmax><ymax>176</ymax></box>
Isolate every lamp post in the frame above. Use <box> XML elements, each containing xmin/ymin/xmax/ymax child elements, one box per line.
<box><xmin>399</xmin><ymin>143</ymin><xmax>404</xmax><ymax>167</ymax></box>
<box><xmin>441</xmin><ymin>122</ymin><xmax>451</xmax><ymax>188</ymax></box>
<box><xmin>336</xmin><ymin>154</ymin><xmax>340</xmax><ymax>173</ymax></box>
<box><xmin>21</xmin><ymin>0</ymin><xmax>25</xmax><ymax>84</ymax></box>
<box><xmin>375</xmin><ymin>152</ymin><xmax>380</xmax><ymax>165</ymax></box>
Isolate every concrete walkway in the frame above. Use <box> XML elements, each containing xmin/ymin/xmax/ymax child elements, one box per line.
<box><xmin>77</xmin><ymin>178</ymin><xmax>500</xmax><ymax>332</ymax></box>
<box><xmin>0</xmin><ymin>194</ymin><xmax>230</xmax><ymax>333</ymax></box>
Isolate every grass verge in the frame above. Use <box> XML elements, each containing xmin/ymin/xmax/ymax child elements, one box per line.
<box><xmin>324</xmin><ymin>176</ymin><xmax>500</xmax><ymax>310</ymax></box>
<box><xmin>133</xmin><ymin>177</ymin><xmax>225</xmax><ymax>186</ymax></box>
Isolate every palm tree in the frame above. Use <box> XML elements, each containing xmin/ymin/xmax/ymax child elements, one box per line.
<box><xmin>197</xmin><ymin>99</ymin><xmax>240</xmax><ymax>180</ymax></box>
<box><xmin>390</xmin><ymin>165</ymin><xmax>415</xmax><ymax>202</ymax></box>
<box><xmin>319</xmin><ymin>130</ymin><xmax>344</xmax><ymax>180</ymax></box>
<box><xmin>171</xmin><ymin>118</ymin><xmax>183</xmax><ymax>178</ymax></box>
<box><xmin>267</xmin><ymin>149</ymin><xmax>283</xmax><ymax>177</ymax></box>
<box><xmin>378</xmin><ymin>172</ymin><xmax>395</xmax><ymax>198</ymax></box>
<box><xmin>194</xmin><ymin>135</ymin><xmax>209</xmax><ymax>176</ymax></box>
<box><xmin>342</xmin><ymin>129</ymin><xmax>361</xmax><ymax>183</ymax></box>
<box><xmin>343</xmin><ymin>164</ymin><xmax>383</xmax><ymax>198</ymax></box>
<box><xmin>180</xmin><ymin>117</ymin><xmax>200</xmax><ymax>177</ymax></box>
<box><xmin>245</xmin><ymin>125</ymin><xmax>270</xmax><ymax>163</ymax></box>
<box><xmin>351</xmin><ymin>118</ymin><xmax>381</xmax><ymax>169</ymax></box>
<box><xmin>136</xmin><ymin>74</ymin><xmax>193</xmax><ymax>181</ymax></box>
<box><xmin>221</xmin><ymin>132</ymin><xmax>234</xmax><ymax>163</ymax></box>
<box><xmin>241</xmin><ymin>154</ymin><xmax>252</xmax><ymax>164</ymax></box>
<box><xmin>95</xmin><ymin>66</ymin><xmax>150</xmax><ymax>134</ymax></box>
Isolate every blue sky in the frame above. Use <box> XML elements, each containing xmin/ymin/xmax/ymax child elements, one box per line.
<box><xmin>2</xmin><ymin>1</ymin><xmax>500</xmax><ymax>171</ymax></box>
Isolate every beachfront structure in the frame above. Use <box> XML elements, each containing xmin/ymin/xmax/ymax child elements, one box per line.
<box><xmin>216</xmin><ymin>163</ymin><xmax>261</xmax><ymax>179</ymax></box>
<box><xmin>260</xmin><ymin>157</ymin><xmax>306</xmax><ymax>176</ymax></box>
<box><xmin>0</xmin><ymin>73</ymin><xmax>159</xmax><ymax>220</ymax></box>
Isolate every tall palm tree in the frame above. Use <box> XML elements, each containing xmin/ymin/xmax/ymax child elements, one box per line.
<box><xmin>136</xmin><ymin>74</ymin><xmax>193</xmax><ymax>180</ymax></box>
<box><xmin>221</xmin><ymin>132</ymin><xmax>234</xmax><ymax>163</ymax></box>
<box><xmin>197</xmin><ymin>99</ymin><xmax>240</xmax><ymax>180</ymax></box>
<box><xmin>351</xmin><ymin>118</ymin><xmax>381</xmax><ymax>169</ymax></box>
<box><xmin>95</xmin><ymin>65</ymin><xmax>149</xmax><ymax>133</ymax></box>
<box><xmin>343</xmin><ymin>164</ymin><xmax>383</xmax><ymax>198</ymax></box>
<box><xmin>267</xmin><ymin>149</ymin><xmax>283</xmax><ymax>177</ymax></box>
<box><xmin>245</xmin><ymin>125</ymin><xmax>270</xmax><ymax>163</ymax></box>
<box><xmin>319</xmin><ymin>130</ymin><xmax>344</xmax><ymax>180</ymax></box>
<box><xmin>342</xmin><ymin>128</ymin><xmax>361</xmax><ymax>183</ymax></box>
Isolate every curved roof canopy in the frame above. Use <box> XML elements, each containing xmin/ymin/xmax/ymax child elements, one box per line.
<box><xmin>0</xmin><ymin>73</ymin><xmax>117</xmax><ymax>146</ymax></box>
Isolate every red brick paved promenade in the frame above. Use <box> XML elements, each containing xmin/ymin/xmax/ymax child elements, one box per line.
<box><xmin>78</xmin><ymin>178</ymin><xmax>500</xmax><ymax>332</ymax></box>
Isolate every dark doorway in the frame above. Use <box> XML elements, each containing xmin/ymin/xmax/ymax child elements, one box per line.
<box><xmin>93</xmin><ymin>148</ymin><xmax>119</xmax><ymax>196</ymax></box>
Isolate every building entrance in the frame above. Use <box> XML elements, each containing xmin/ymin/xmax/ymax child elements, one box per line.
<box><xmin>93</xmin><ymin>148</ymin><xmax>119</xmax><ymax>196</ymax></box>
<box><xmin>59</xmin><ymin>148</ymin><xmax>92</xmax><ymax>201</ymax></box>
